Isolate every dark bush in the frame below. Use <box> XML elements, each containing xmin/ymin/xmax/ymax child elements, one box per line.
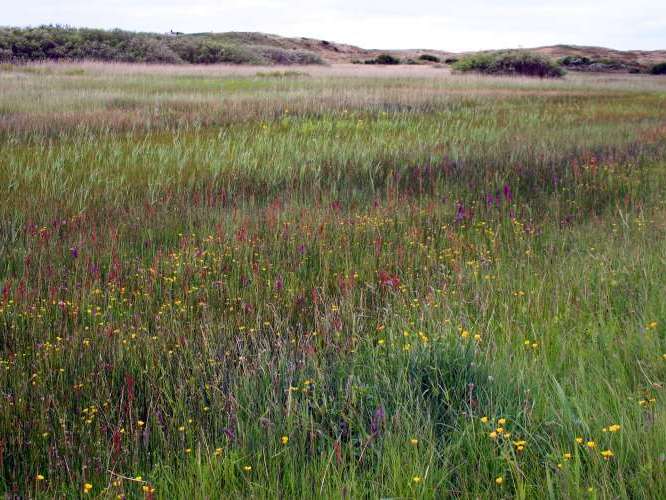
<box><xmin>558</xmin><ymin>55</ymin><xmax>592</xmax><ymax>67</ymax></box>
<box><xmin>418</xmin><ymin>54</ymin><xmax>440</xmax><ymax>63</ymax></box>
<box><xmin>453</xmin><ymin>51</ymin><xmax>565</xmax><ymax>78</ymax></box>
<box><xmin>651</xmin><ymin>62</ymin><xmax>666</xmax><ymax>75</ymax></box>
<box><xmin>444</xmin><ymin>57</ymin><xmax>459</xmax><ymax>64</ymax></box>
<box><xmin>365</xmin><ymin>54</ymin><xmax>401</xmax><ymax>65</ymax></box>
<box><xmin>0</xmin><ymin>26</ymin><xmax>324</xmax><ymax>65</ymax></box>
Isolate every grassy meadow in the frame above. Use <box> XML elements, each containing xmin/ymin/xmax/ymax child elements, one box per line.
<box><xmin>1</xmin><ymin>62</ymin><xmax>666</xmax><ymax>498</ymax></box>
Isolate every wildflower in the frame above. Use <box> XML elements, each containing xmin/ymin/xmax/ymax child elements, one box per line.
<box><xmin>83</xmin><ymin>483</ymin><xmax>93</xmax><ymax>494</ymax></box>
<box><xmin>412</xmin><ymin>476</ymin><xmax>421</xmax><ymax>483</ymax></box>
<box><xmin>601</xmin><ymin>449</ymin><xmax>614</xmax><ymax>459</ymax></box>
<box><xmin>575</xmin><ymin>437</ymin><xmax>584</xmax><ymax>444</ymax></box>
<box><xmin>142</xmin><ymin>485</ymin><xmax>155</xmax><ymax>493</ymax></box>
<box><xmin>608</xmin><ymin>424</ymin><xmax>621</xmax><ymax>432</ymax></box>
<box><xmin>489</xmin><ymin>431</ymin><xmax>498</xmax><ymax>439</ymax></box>
<box><xmin>281</xmin><ymin>435</ymin><xmax>289</xmax><ymax>445</ymax></box>
<box><xmin>474</xmin><ymin>334</ymin><xmax>482</xmax><ymax>342</ymax></box>
<box><xmin>647</xmin><ymin>321</ymin><xmax>657</xmax><ymax>329</ymax></box>
<box><xmin>480</xmin><ymin>416</ymin><xmax>489</xmax><ymax>424</ymax></box>
<box><xmin>178</xmin><ymin>426</ymin><xmax>185</xmax><ymax>432</ymax></box>
<box><xmin>185</xmin><ymin>448</ymin><xmax>192</xmax><ymax>453</ymax></box>
<box><xmin>215</xmin><ymin>448</ymin><xmax>223</xmax><ymax>456</ymax></box>
<box><xmin>36</xmin><ymin>474</ymin><xmax>45</xmax><ymax>481</ymax></box>
<box><xmin>495</xmin><ymin>476</ymin><xmax>504</xmax><ymax>485</ymax></box>
<box><xmin>410</xmin><ymin>438</ymin><xmax>419</xmax><ymax>446</ymax></box>
<box><xmin>243</xmin><ymin>465</ymin><xmax>252</xmax><ymax>472</ymax></box>
<box><xmin>497</xmin><ymin>418</ymin><xmax>507</xmax><ymax>425</ymax></box>
<box><xmin>563</xmin><ymin>452</ymin><xmax>572</xmax><ymax>460</ymax></box>
<box><xmin>586</xmin><ymin>441</ymin><xmax>596</xmax><ymax>449</ymax></box>
<box><xmin>137</xmin><ymin>420</ymin><xmax>145</xmax><ymax>427</ymax></box>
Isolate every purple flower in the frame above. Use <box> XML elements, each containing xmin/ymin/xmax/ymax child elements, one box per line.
<box><xmin>70</xmin><ymin>246</ymin><xmax>79</xmax><ymax>259</ymax></box>
<box><xmin>455</xmin><ymin>201</ymin><xmax>467</xmax><ymax>222</ymax></box>
<box><xmin>503</xmin><ymin>184</ymin><xmax>513</xmax><ymax>202</ymax></box>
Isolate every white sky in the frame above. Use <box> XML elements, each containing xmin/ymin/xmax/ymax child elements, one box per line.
<box><xmin>4</xmin><ymin>1</ymin><xmax>666</xmax><ymax>52</ymax></box>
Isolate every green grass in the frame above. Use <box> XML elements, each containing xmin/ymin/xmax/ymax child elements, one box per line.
<box><xmin>1</xmin><ymin>64</ymin><xmax>666</xmax><ymax>498</ymax></box>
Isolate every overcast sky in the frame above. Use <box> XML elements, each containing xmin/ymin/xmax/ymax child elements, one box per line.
<box><xmin>5</xmin><ymin>1</ymin><xmax>666</xmax><ymax>52</ymax></box>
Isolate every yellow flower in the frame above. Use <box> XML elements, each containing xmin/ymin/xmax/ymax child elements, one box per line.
<box><xmin>410</xmin><ymin>438</ymin><xmax>419</xmax><ymax>445</ymax></box>
<box><xmin>83</xmin><ymin>483</ymin><xmax>93</xmax><ymax>494</ymax></box>
<box><xmin>412</xmin><ymin>476</ymin><xmax>422</xmax><ymax>483</ymax></box>
<box><xmin>647</xmin><ymin>321</ymin><xmax>657</xmax><ymax>329</ymax></box>
<box><xmin>243</xmin><ymin>465</ymin><xmax>252</xmax><ymax>472</ymax></box>
<box><xmin>480</xmin><ymin>416</ymin><xmax>489</xmax><ymax>424</ymax></box>
<box><xmin>497</xmin><ymin>418</ymin><xmax>507</xmax><ymax>425</ymax></box>
<box><xmin>137</xmin><ymin>420</ymin><xmax>145</xmax><ymax>427</ymax></box>
<box><xmin>563</xmin><ymin>452</ymin><xmax>572</xmax><ymax>460</ymax></box>
<box><xmin>495</xmin><ymin>476</ymin><xmax>504</xmax><ymax>485</ymax></box>
<box><xmin>214</xmin><ymin>447</ymin><xmax>223</xmax><ymax>456</ymax></box>
<box><xmin>36</xmin><ymin>474</ymin><xmax>45</xmax><ymax>481</ymax></box>
<box><xmin>608</xmin><ymin>424</ymin><xmax>621</xmax><ymax>433</ymax></box>
<box><xmin>489</xmin><ymin>431</ymin><xmax>498</xmax><ymax>439</ymax></box>
<box><xmin>575</xmin><ymin>437</ymin><xmax>584</xmax><ymax>444</ymax></box>
<box><xmin>281</xmin><ymin>435</ymin><xmax>289</xmax><ymax>445</ymax></box>
<box><xmin>135</xmin><ymin>475</ymin><xmax>142</xmax><ymax>481</ymax></box>
<box><xmin>601</xmin><ymin>449</ymin><xmax>614</xmax><ymax>459</ymax></box>
<box><xmin>586</xmin><ymin>441</ymin><xmax>596</xmax><ymax>449</ymax></box>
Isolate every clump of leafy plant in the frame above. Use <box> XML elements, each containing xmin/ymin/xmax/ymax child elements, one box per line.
<box><xmin>651</xmin><ymin>62</ymin><xmax>666</xmax><ymax>75</ymax></box>
<box><xmin>418</xmin><ymin>54</ymin><xmax>440</xmax><ymax>63</ymax></box>
<box><xmin>364</xmin><ymin>54</ymin><xmax>401</xmax><ymax>65</ymax></box>
<box><xmin>453</xmin><ymin>51</ymin><xmax>565</xmax><ymax>78</ymax></box>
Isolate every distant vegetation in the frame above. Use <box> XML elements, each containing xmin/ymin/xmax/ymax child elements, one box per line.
<box><xmin>453</xmin><ymin>51</ymin><xmax>565</xmax><ymax>77</ymax></box>
<box><xmin>418</xmin><ymin>54</ymin><xmax>440</xmax><ymax>63</ymax></box>
<box><xmin>363</xmin><ymin>54</ymin><xmax>402</xmax><ymax>65</ymax></box>
<box><xmin>0</xmin><ymin>26</ymin><xmax>324</xmax><ymax>65</ymax></box>
<box><xmin>558</xmin><ymin>55</ymin><xmax>643</xmax><ymax>73</ymax></box>
<box><xmin>651</xmin><ymin>62</ymin><xmax>666</xmax><ymax>75</ymax></box>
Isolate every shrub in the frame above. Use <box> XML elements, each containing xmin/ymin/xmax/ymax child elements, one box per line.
<box><xmin>453</xmin><ymin>51</ymin><xmax>565</xmax><ymax>78</ymax></box>
<box><xmin>0</xmin><ymin>26</ymin><xmax>324</xmax><ymax>65</ymax></box>
<box><xmin>651</xmin><ymin>62</ymin><xmax>666</xmax><ymax>75</ymax></box>
<box><xmin>365</xmin><ymin>54</ymin><xmax>401</xmax><ymax>65</ymax></box>
<box><xmin>418</xmin><ymin>54</ymin><xmax>440</xmax><ymax>63</ymax></box>
<box><xmin>444</xmin><ymin>57</ymin><xmax>459</xmax><ymax>64</ymax></box>
<box><xmin>558</xmin><ymin>55</ymin><xmax>592</xmax><ymax>67</ymax></box>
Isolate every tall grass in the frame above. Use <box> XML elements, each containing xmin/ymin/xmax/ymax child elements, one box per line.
<box><xmin>1</xmin><ymin>63</ymin><xmax>665</xmax><ymax>498</ymax></box>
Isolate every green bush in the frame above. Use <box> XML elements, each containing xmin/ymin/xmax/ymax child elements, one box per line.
<box><xmin>418</xmin><ymin>54</ymin><xmax>440</xmax><ymax>63</ymax></box>
<box><xmin>558</xmin><ymin>55</ymin><xmax>592</xmax><ymax>67</ymax></box>
<box><xmin>365</xmin><ymin>54</ymin><xmax>401</xmax><ymax>65</ymax></box>
<box><xmin>651</xmin><ymin>62</ymin><xmax>666</xmax><ymax>75</ymax></box>
<box><xmin>0</xmin><ymin>26</ymin><xmax>324</xmax><ymax>65</ymax></box>
<box><xmin>453</xmin><ymin>51</ymin><xmax>565</xmax><ymax>78</ymax></box>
